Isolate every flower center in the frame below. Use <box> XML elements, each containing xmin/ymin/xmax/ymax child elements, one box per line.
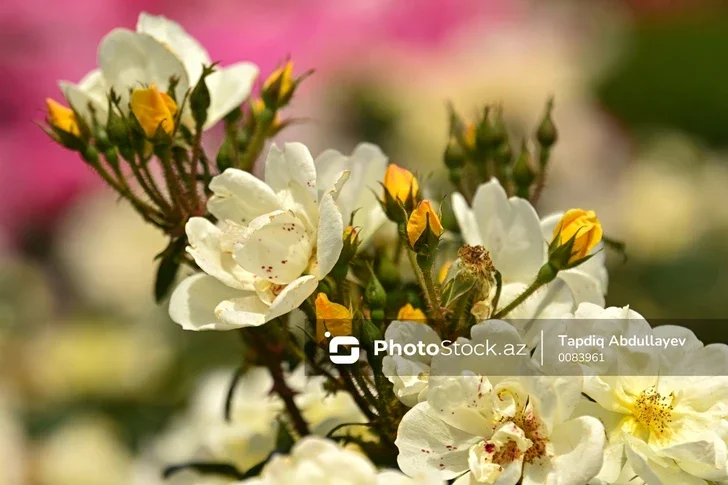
<box><xmin>633</xmin><ymin>387</ymin><xmax>674</xmax><ymax>437</ymax></box>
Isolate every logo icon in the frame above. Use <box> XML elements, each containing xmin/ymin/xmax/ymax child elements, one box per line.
<box><xmin>326</xmin><ymin>331</ymin><xmax>360</xmax><ymax>364</ymax></box>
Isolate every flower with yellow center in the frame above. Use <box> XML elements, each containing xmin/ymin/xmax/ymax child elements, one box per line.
<box><xmin>556</xmin><ymin>303</ymin><xmax>728</xmax><ymax>484</ymax></box>
<box><xmin>406</xmin><ymin>200</ymin><xmax>443</xmax><ymax>247</ymax></box>
<box><xmin>383</xmin><ymin>164</ymin><xmax>419</xmax><ymax>203</ymax></box>
<box><xmin>130</xmin><ymin>85</ymin><xmax>178</xmax><ymax>137</ymax></box>
<box><xmin>315</xmin><ymin>293</ymin><xmax>352</xmax><ymax>343</ymax></box>
<box><xmin>551</xmin><ymin>208</ymin><xmax>602</xmax><ymax>264</ymax></box>
<box><xmin>397</xmin><ymin>304</ymin><xmax>427</xmax><ymax>322</ymax></box>
<box><xmin>46</xmin><ymin>99</ymin><xmax>80</xmax><ymax>136</ymax></box>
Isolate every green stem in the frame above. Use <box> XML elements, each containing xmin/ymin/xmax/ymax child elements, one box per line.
<box><xmin>239</xmin><ymin>111</ymin><xmax>274</xmax><ymax>171</ymax></box>
<box><xmin>493</xmin><ymin>264</ymin><xmax>558</xmax><ymax>319</ymax></box>
<box><xmin>406</xmin><ymin>248</ymin><xmax>445</xmax><ymax>323</ymax></box>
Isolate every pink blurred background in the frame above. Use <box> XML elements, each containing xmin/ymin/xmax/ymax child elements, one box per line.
<box><xmin>0</xmin><ymin>0</ymin><xmax>517</xmax><ymax>242</ymax></box>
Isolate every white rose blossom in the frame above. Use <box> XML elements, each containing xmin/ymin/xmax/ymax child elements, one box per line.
<box><xmin>238</xmin><ymin>436</ymin><xmax>443</xmax><ymax>485</ymax></box>
<box><xmin>60</xmin><ymin>12</ymin><xmax>258</xmax><ymax>131</ymax></box>
<box><xmin>395</xmin><ymin>320</ymin><xmax>605</xmax><ymax>485</ymax></box>
<box><xmin>452</xmin><ymin>178</ymin><xmax>607</xmax><ymax>329</ymax></box>
<box><xmin>169</xmin><ymin>142</ymin><xmax>350</xmax><ymax>330</ymax></box>
<box><xmin>552</xmin><ymin>303</ymin><xmax>728</xmax><ymax>485</ymax></box>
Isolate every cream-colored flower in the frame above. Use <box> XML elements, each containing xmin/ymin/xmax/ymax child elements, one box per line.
<box><xmin>60</xmin><ymin>13</ymin><xmax>258</xmax><ymax>131</ymax></box>
<box><xmin>556</xmin><ymin>303</ymin><xmax>728</xmax><ymax>485</ymax></box>
<box><xmin>396</xmin><ymin>321</ymin><xmax>605</xmax><ymax>485</ymax></box>
<box><xmin>169</xmin><ymin>142</ymin><xmax>349</xmax><ymax>330</ymax></box>
<box><xmin>239</xmin><ymin>436</ymin><xmax>443</xmax><ymax>485</ymax></box>
<box><xmin>452</xmin><ymin>178</ymin><xmax>608</xmax><ymax>344</ymax></box>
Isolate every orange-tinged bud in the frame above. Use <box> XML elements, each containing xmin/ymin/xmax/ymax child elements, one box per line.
<box><xmin>397</xmin><ymin>303</ymin><xmax>426</xmax><ymax>322</ymax></box>
<box><xmin>262</xmin><ymin>60</ymin><xmax>295</xmax><ymax>105</ymax></box>
<box><xmin>315</xmin><ymin>293</ymin><xmax>352</xmax><ymax>343</ymax></box>
<box><xmin>438</xmin><ymin>261</ymin><xmax>453</xmax><ymax>284</ymax></box>
<box><xmin>130</xmin><ymin>85</ymin><xmax>178</xmax><ymax>137</ymax></box>
<box><xmin>406</xmin><ymin>200</ymin><xmax>443</xmax><ymax>247</ymax></box>
<box><xmin>383</xmin><ymin>164</ymin><xmax>419</xmax><ymax>203</ymax></box>
<box><xmin>551</xmin><ymin>209</ymin><xmax>603</xmax><ymax>264</ymax></box>
<box><xmin>46</xmin><ymin>98</ymin><xmax>80</xmax><ymax>136</ymax></box>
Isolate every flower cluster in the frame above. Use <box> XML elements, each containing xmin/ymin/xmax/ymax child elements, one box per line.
<box><xmin>45</xmin><ymin>12</ymin><xmax>727</xmax><ymax>485</ymax></box>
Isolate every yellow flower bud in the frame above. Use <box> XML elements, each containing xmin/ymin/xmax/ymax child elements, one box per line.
<box><xmin>315</xmin><ymin>293</ymin><xmax>352</xmax><ymax>344</ymax></box>
<box><xmin>130</xmin><ymin>85</ymin><xmax>178</xmax><ymax>137</ymax></box>
<box><xmin>406</xmin><ymin>200</ymin><xmax>443</xmax><ymax>247</ymax></box>
<box><xmin>46</xmin><ymin>98</ymin><xmax>80</xmax><ymax>136</ymax></box>
<box><xmin>397</xmin><ymin>303</ymin><xmax>426</xmax><ymax>322</ymax></box>
<box><xmin>263</xmin><ymin>60</ymin><xmax>295</xmax><ymax>105</ymax></box>
<box><xmin>551</xmin><ymin>209</ymin><xmax>603</xmax><ymax>263</ymax></box>
<box><xmin>383</xmin><ymin>164</ymin><xmax>419</xmax><ymax>203</ymax></box>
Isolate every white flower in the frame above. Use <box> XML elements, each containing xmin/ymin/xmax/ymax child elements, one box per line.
<box><xmin>395</xmin><ymin>320</ymin><xmax>606</xmax><ymax>485</ymax></box>
<box><xmin>60</xmin><ymin>12</ymin><xmax>258</xmax><ymax>130</ymax></box>
<box><xmin>169</xmin><ymin>142</ymin><xmax>349</xmax><ymax>330</ymax></box>
<box><xmin>382</xmin><ymin>320</ymin><xmax>442</xmax><ymax>407</ymax></box>
<box><xmin>560</xmin><ymin>303</ymin><xmax>728</xmax><ymax>485</ymax></box>
<box><xmin>239</xmin><ymin>436</ymin><xmax>443</xmax><ymax>485</ymax></box>
<box><xmin>452</xmin><ymin>178</ymin><xmax>607</xmax><ymax>340</ymax></box>
<box><xmin>314</xmin><ymin>143</ymin><xmax>388</xmax><ymax>245</ymax></box>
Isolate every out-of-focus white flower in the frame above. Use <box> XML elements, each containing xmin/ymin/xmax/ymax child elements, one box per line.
<box><xmin>134</xmin><ymin>365</ymin><xmax>368</xmax><ymax>483</ymax></box>
<box><xmin>287</xmin><ymin>366</ymin><xmax>367</xmax><ymax>436</ymax></box>
<box><xmin>382</xmin><ymin>321</ymin><xmax>442</xmax><ymax>407</ymax></box>
<box><xmin>558</xmin><ymin>303</ymin><xmax>728</xmax><ymax>485</ymax></box>
<box><xmin>170</xmin><ymin>142</ymin><xmax>349</xmax><ymax>331</ymax></box>
<box><xmin>56</xmin><ymin>191</ymin><xmax>168</xmax><ymax>316</ymax></box>
<box><xmin>37</xmin><ymin>415</ymin><xmax>132</xmax><ymax>485</ymax></box>
<box><xmin>60</xmin><ymin>13</ymin><xmax>258</xmax><ymax>131</ymax></box>
<box><xmin>452</xmin><ymin>179</ymin><xmax>607</xmax><ymax>341</ymax></box>
<box><xmin>21</xmin><ymin>319</ymin><xmax>172</xmax><ymax>403</ymax></box>
<box><xmin>396</xmin><ymin>320</ymin><xmax>605</xmax><ymax>485</ymax></box>
<box><xmin>239</xmin><ymin>436</ymin><xmax>443</xmax><ymax>485</ymax></box>
<box><xmin>314</xmin><ymin>143</ymin><xmax>388</xmax><ymax>245</ymax></box>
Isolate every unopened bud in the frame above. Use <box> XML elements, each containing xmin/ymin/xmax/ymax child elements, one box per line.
<box><xmin>262</xmin><ymin>60</ymin><xmax>295</xmax><ymax>108</ymax></box>
<box><xmin>406</xmin><ymin>200</ymin><xmax>443</xmax><ymax>248</ymax></box>
<box><xmin>444</xmin><ymin>135</ymin><xmax>466</xmax><ymax>169</ymax></box>
<box><xmin>190</xmin><ymin>65</ymin><xmax>214</xmax><ymax>129</ymax></box>
<box><xmin>315</xmin><ymin>293</ymin><xmax>352</xmax><ymax>344</ymax></box>
<box><xmin>365</xmin><ymin>266</ymin><xmax>387</xmax><ymax>310</ymax></box>
<box><xmin>375</xmin><ymin>255</ymin><xmax>400</xmax><ymax>290</ymax></box>
<box><xmin>130</xmin><ymin>85</ymin><xmax>178</xmax><ymax>138</ymax></box>
<box><xmin>536</xmin><ymin>99</ymin><xmax>558</xmax><ymax>148</ymax></box>
<box><xmin>46</xmin><ymin>98</ymin><xmax>80</xmax><ymax>137</ymax></box>
<box><xmin>513</xmin><ymin>141</ymin><xmax>536</xmax><ymax>198</ymax></box>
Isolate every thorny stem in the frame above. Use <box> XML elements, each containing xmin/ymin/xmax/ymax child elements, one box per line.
<box><xmin>406</xmin><ymin>248</ymin><xmax>445</xmax><ymax>324</ymax></box>
<box><xmin>246</xmin><ymin>328</ymin><xmax>310</xmax><ymax>437</ymax></box>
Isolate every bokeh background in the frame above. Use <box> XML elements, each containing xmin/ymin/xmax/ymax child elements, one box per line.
<box><xmin>2</xmin><ymin>0</ymin><xmax>728</xmax><ymax>483</ymax></box>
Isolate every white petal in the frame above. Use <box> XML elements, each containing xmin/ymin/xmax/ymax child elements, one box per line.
<box><xmin>396</xmin><ymin>402</ymin><xmax>482</xmax><ymax>480</ymax></box>
<box><xmin>385</xmin><ymin>321</ymin><xmax>442</xmax><ymax>365</ymax></box>
<box><xmin>624</xmin><ymin>434</ymin><xmax>708</xmax><ymax>485</ymax></box>
<box><xmin>98</xmin><ymin>29</ymin><xmax>189</xmax><ymax>106</ymax></box>
<box><xmin>315</xmin><ymin>191</ymin><xmax>345</xmax><ymax>279</ymax></box>
<box><xmin>214</xmin><ymin>293</ymin><xmax>270</xmax><ymax>328</ymax></box>
<box><xmin>207</xmin><ymin>169</ymin><xmax>282</xmax><ymax>225</ymax></box>
<box><xmin>169</xmin><ymin>273</ymin><xmax>250</xmax><ymax>331</ymax></box>
<box><xmin>136</xmin><ymin>12</ymin><xmax>211</xmax><ymax>84</ymax></box>
<box><xmin>265</xmin><ymin>143</ymin><xmax>318</xmax><ymax>200</ymax></box>
<box><xmin>59</xmin><ymin>69</ymin><xmax>108</xmax><ymax>124</ymax></box>
<box><xmin>522</xmin><ymin>416</ymin><xmax>606</xmax><ymax>485</ymax></box>
<box><xmin>451</xmin><ymin>193</ymin><xmax>484</xmax><ymax>246</ymax></box>
<box><xmin>204</xmin><ymin>62</ymin><xmax>259</xmax><ymax>130</ymax></box>
<box><xmin>266</xmin><ymin>275</ymin><xmax>318</xmax><ymax>321</ymax></box>
<box><xmin>470</xmin><ymin>179</ymin><xmax>545</xmax><ymax>283</ymax></box>
<box><xmin>234</xmin><ymin>211</ymin><xmax>313</xmax><ymax>284</ymax></box>
<box><xmin>557</xmin><ymin>270</ymin><xmax>605</xmax><ymax>307</ymax></box>
<box><xmin>185</xmin><ymin>217</ymin><xmax>254</xmax><ymax>290</ymax></box>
